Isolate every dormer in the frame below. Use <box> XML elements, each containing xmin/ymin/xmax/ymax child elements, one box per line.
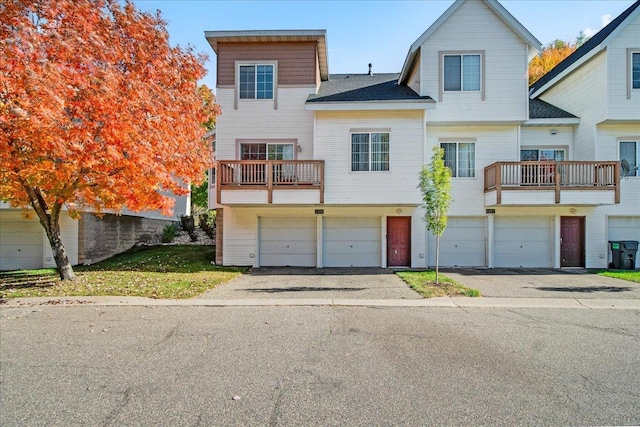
<box><xmin>205</xmin><ymin>30</ymin><xmax>328</xmax><ymax>110</ymax></box>
<box><xmin>398</xmin><ymin>0</ymin><xmax>541</xmax><ymax>124</ymax></box>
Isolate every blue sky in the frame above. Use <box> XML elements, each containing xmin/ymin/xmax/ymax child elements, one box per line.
<box><xmin>132</xmin><ymin>0</ymin><xmax>635</xmax><ymax>90</ymax></box>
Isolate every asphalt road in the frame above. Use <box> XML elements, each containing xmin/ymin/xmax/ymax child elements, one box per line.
<box><xmin>1</xmin><ymin>305</ymin><xmax>639</xmax><ymax>426</ymax></box>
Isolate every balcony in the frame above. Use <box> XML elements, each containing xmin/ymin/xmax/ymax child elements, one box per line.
<box><xmin>213</xmin><ymin>160</ymin><xmax>324</xmax><ymax>206</ymax></box>
<box><xmin>484</xmin><ymin>161</ymin><xmax>620</xmax><ymax>206</ymax></box>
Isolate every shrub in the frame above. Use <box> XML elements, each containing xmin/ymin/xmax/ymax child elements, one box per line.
<box><xmin>161</xmin><ymin>223</ymin><xmax>178</xmax><ymax>243</ymax></box>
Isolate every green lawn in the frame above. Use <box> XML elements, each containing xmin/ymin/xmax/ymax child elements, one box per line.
<box><xmin>592</xmin><ymin>269</ymin><xmax>640</xmax><ymax>283</ymax></box>
<box><xmin>0</xmin><ymin>245</ymin><xmax>245</xmax><ymax>299</ymax></box>
<box><xmin>395</xmin><ymin>270</ymin><xmax>480</xmax><ymax>298</ymax></box>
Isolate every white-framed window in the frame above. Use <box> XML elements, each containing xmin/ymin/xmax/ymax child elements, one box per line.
<box><xmin>441</xmin><ymin>142</ymin><xmax>475</xmax><ymax>177</ymax></box>
<box><xmin>520</xmin><ymin>149</ymin><xmax>565</xmax><ymax>162</ymax></box>
<box><xmin>620</xmin><ymin>140</ymin><xmax>639</xmax><ymax>177</ymax></box>
<box><xmin>632</xmin><ymin>52</ymin><xmax>640</xmax><ymax>90</ymax></box>
<box><xmin>240</xmin><ymin>142</ymin><xmax>293</xmax><ymax>160</ymax></box>
<box><xmin>443</xmin><ymin>54</ymin><xmax>481</xmax><ymax>92</ymax></box>
<box><xmin>239</xmin><ymin>64</ymin><xmax>274</xmax><ymax>99</ymax></box>
<box><xmin>351</xmin><ymin>132</ymin><xmax>390</xmax><ymax>172</ymax></box>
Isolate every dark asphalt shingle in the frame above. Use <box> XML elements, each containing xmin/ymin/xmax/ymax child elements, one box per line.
<box><xmin>529</xmin><ymin>98</ymin><xmax>577</xmax><ymax>119</ymax></box>
<box><xmin>306</xmin><ymin>73</ymin><xmax>434</xmax><ymax>103</ymax></box>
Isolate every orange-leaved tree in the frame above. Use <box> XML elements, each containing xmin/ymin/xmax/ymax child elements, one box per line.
<box><xmin>528</xmin><ymin>40</ymin><xmax>578</xmax><ymax>85</ymax></box>
<box><xmin>0</xmin><ymin>0</ymin><xmax>217</xmax><ymax>280</ymax></box>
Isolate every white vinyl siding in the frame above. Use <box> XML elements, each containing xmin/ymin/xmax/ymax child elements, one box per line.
<box><xmin>494</xmin><ymin>217</ymin><xmax>553</xmax><ymax>267</ymax></box>
<box><xmin>323</xmin><ymin>217</ymin><xmax>381</xmax><ymax>267</ymax></box>
<box><xmin>541</xmin><ymin>51</ymin><xmax>606</xmax><ymax>161</ymax></box>
<box><xmin>259</xmin><ymin>217</ymin><xmax>316</xmax><ymax>267</ymax></box>
<box><xmin>315</xmin><ymin>110</ymin><xmax>424</xmax><ymax>205</ymax></box>
<box><xmin>419</xmin><ymin>0</ymin><xmax>529</xmax><ymax>122</ymax></box>
<box><xmin>215</xmin><ymin>87</ymin><xmax>316</xmax><ymax>161</ymax></box>
<box><xmin>427</xmin><ymin>217</ymin><xmax>486</xmax><ymax>267</ymax></box>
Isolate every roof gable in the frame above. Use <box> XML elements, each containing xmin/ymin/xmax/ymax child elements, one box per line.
<box><xmin>399</xmin><ymin>0</ymin><xmax>541</xmax><ymax>84</ymax></box>
<box><xmin>530</xmin><ymin>0</ymin><xmax>640</xmax><ymax>97</ymax></box>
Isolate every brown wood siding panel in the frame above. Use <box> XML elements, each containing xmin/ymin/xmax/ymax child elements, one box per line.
<box><xmin>217</xmin><ymin>42</ymin><xmax>317</xmax><ymax>86</ymax></box>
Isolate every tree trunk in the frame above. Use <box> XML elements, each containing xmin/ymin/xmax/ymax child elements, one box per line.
<box><xmin>23</xmin><ymin>185</ymin><xmax>76</xmax><ymax>280</ymax></box>
<box><xmin>44</xmin><ymin>218</ymin><xmax>76</xmax><ymax>281</ymax></box>
<box><xmin>435</xmin><ymin>233</ymin><xmax>440</xmax><ymax>285</ymax></box>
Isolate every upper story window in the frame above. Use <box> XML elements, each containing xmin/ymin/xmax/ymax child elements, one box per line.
<box><xmin>443</xmin><ymin>54</ymin><xmax>481</xmax><ymax>92</ymax></box>
<box><xmin>351</xmin><ymin>132</ymin><xmax>389</xmax><ymax>172</ymax></box>
<box><xmin>239</xmin><ymin>64</ymin><xmax>274</xmax><ymax>99</ymax></box>
<box><xmin>620</xmin><ymin>140</ymin><xmax>639</xmax><ymax>177</ymax></box>
<box><xmin>441</xmin><ymin>142</ymin><xmax>475</xmax><ymax>178</ymax></box>
<box><xmin>627</xmin><ymin>49</ymin><xmax>640</xmax><ymax>99</ymax></box>
<box><xmin>632</xmin><ymin>52</ymin><xmax>640</xmax><ymax>90</ymax></box>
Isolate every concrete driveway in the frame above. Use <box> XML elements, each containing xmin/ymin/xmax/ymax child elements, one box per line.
<box><xmin>443</xmin><ymin>268</ymin><xmax>640</xmax><ymax>299</ymax></box>
<box><xmin>198</xmin><ymin>267</ymin><xmax>422</xmax><ymax>300</ymax></box>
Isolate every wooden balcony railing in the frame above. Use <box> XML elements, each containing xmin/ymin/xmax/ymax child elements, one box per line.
<box><xmin>215</xmin><ymin>160</ymin><xmax>324</xmax><ymax>204</ymax></box>
<box><xmin>484</xmin><ymin>161</ymin><xmax>620</xmax><ymax>204</ymax></box>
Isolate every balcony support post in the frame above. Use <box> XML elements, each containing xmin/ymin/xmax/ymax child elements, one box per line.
<box><xmin>555</xmin><ymin>163</ymin><xmax>561</xmax><ymax>204</ymax></box>
<box><xmin>495</xmin><ymin>164</ymin><xmax>502</xmax><ymax>205</ymax></box>
<box><xmin>615</xmin><ymin>161</ymin><xmax>621</xmax><ymax>204</ymax></box>
<box><xmin>267</xmin><ymin>161</ymin><xmax>273</xmax><ymax>204</ymax></box>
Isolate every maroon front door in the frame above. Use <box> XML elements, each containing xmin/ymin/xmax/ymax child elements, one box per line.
<box><xmin>387</xmin><ymin>217</ymin><xmax>411</xmax><ymax>267</ymax></box>
<box><xmin>560</xmin><ymin>216</ymin><xmax>585</xmax><ymax>267</ymax></box>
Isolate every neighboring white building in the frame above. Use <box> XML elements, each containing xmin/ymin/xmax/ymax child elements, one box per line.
<box><xmin>0</xmin><ymin>197</ymin><xmax>188</xmax><ymax>270</ymax></box>
<box><xmin>206</xmin><ymin>0</ymin><xmax>640</xmax><ymax>269</ymax></box>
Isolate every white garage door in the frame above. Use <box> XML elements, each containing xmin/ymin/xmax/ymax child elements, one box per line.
<box><xmin>608</xmin><ymin>217</ymin><xmax>640</xmax><ymax>269</ymax></box>
<box><xmin>494</xmin><ymin>216</ymin><xmax>552</xmax><ymax>267</ymax></box>
<box><xmin>323</xmin><ymin>217</ymin><xmax>381</xmax><ymax>267</ymax></box>
<box><xmin>428</xmin><ymin>217</ymin><xmax>485</xmax><ymax>267</ymax></box>
<box><xmin>0</xmin><ymin>220</ymin><xmax>44</xmax><ymax>270</ymax></box>
<box><xmin>608</xmin><ymin>217</ymin><xmax>640</xmax><ymax>242</ymax></box>
<box><xmin>259</xmin><ymin>217</ymin><xmax>317</xmax><ymax>267</ymax></box>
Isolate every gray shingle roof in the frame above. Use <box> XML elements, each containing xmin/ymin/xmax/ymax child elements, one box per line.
<box><xmin>529</xmin><ymin>98</ymin><xmax>577</xmax><ymax>119</ymax></box>
<box><xmin>306</xmin><ymin>73</ymin><xmax>434</xmax><ymax>103</ymax></box>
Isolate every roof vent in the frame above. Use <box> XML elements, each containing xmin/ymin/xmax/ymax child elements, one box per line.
<box><xmin>368</xmin><ymin>63</ymin><xmax>373</xmax><ymax>76</ymax></box>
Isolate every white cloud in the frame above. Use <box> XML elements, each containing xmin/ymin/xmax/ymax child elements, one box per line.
<box><xmin>582</xmin><ymin>14</ymin><xmax>613</xmax><ymax>39</ymax></box>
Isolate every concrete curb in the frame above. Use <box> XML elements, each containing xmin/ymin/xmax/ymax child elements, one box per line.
<box><xmin>2</xmin><ymin>296</ymin><xmax>640</xmax><ymax>310</ymax></box>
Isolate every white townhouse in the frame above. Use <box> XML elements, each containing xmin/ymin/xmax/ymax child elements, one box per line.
<box><xmin>206</xmin><ymin>0</ymin><xmax>640</xmax><ymax>269</ymax></box>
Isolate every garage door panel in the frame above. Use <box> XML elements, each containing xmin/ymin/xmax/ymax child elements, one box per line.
<box><xmin>260</xmin><ymin>253</ymin><xmax>316</xmax><ymax>267</ymax></box>
<box><xmin>259</xmin><ymin>217</ymin><xmax>316</xmax><ymax>267</ymax></box>
<box><xmin>495</xmin><ymin>217</ymin><xmax>552</xmax><ymax>267</ymax></box>
<box><xmin>323</xmin><ymin>228</ymin><xmax>380</xmax><ymax>241</ymax></box>
<box><xmin>0</xmin><ymin>221</ymin><xmax>43</xmax><ymax>271</ymax></box>
<box><xmin>323</xmin><ymin>217</ymin><xmax>381</xmax><ymax>267</ymax></box>
<box><xmin>260</xmin><ymin>228</ymin><xmax>316</xmax><ymax>241</ymax></box>
<box><xmin>608</xmin><ymin>217</ymin><xmax>639</xmax><ymax>269</ymax></box>
<box><xmin>428</xmin><ymin>217</ymin><xmax>486</xmax><ymax>267</ymax></box>
<box><xmin>608</xmin><ymin>217</ymin><xmax>640</xmax><ymax>241</ymax></box>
